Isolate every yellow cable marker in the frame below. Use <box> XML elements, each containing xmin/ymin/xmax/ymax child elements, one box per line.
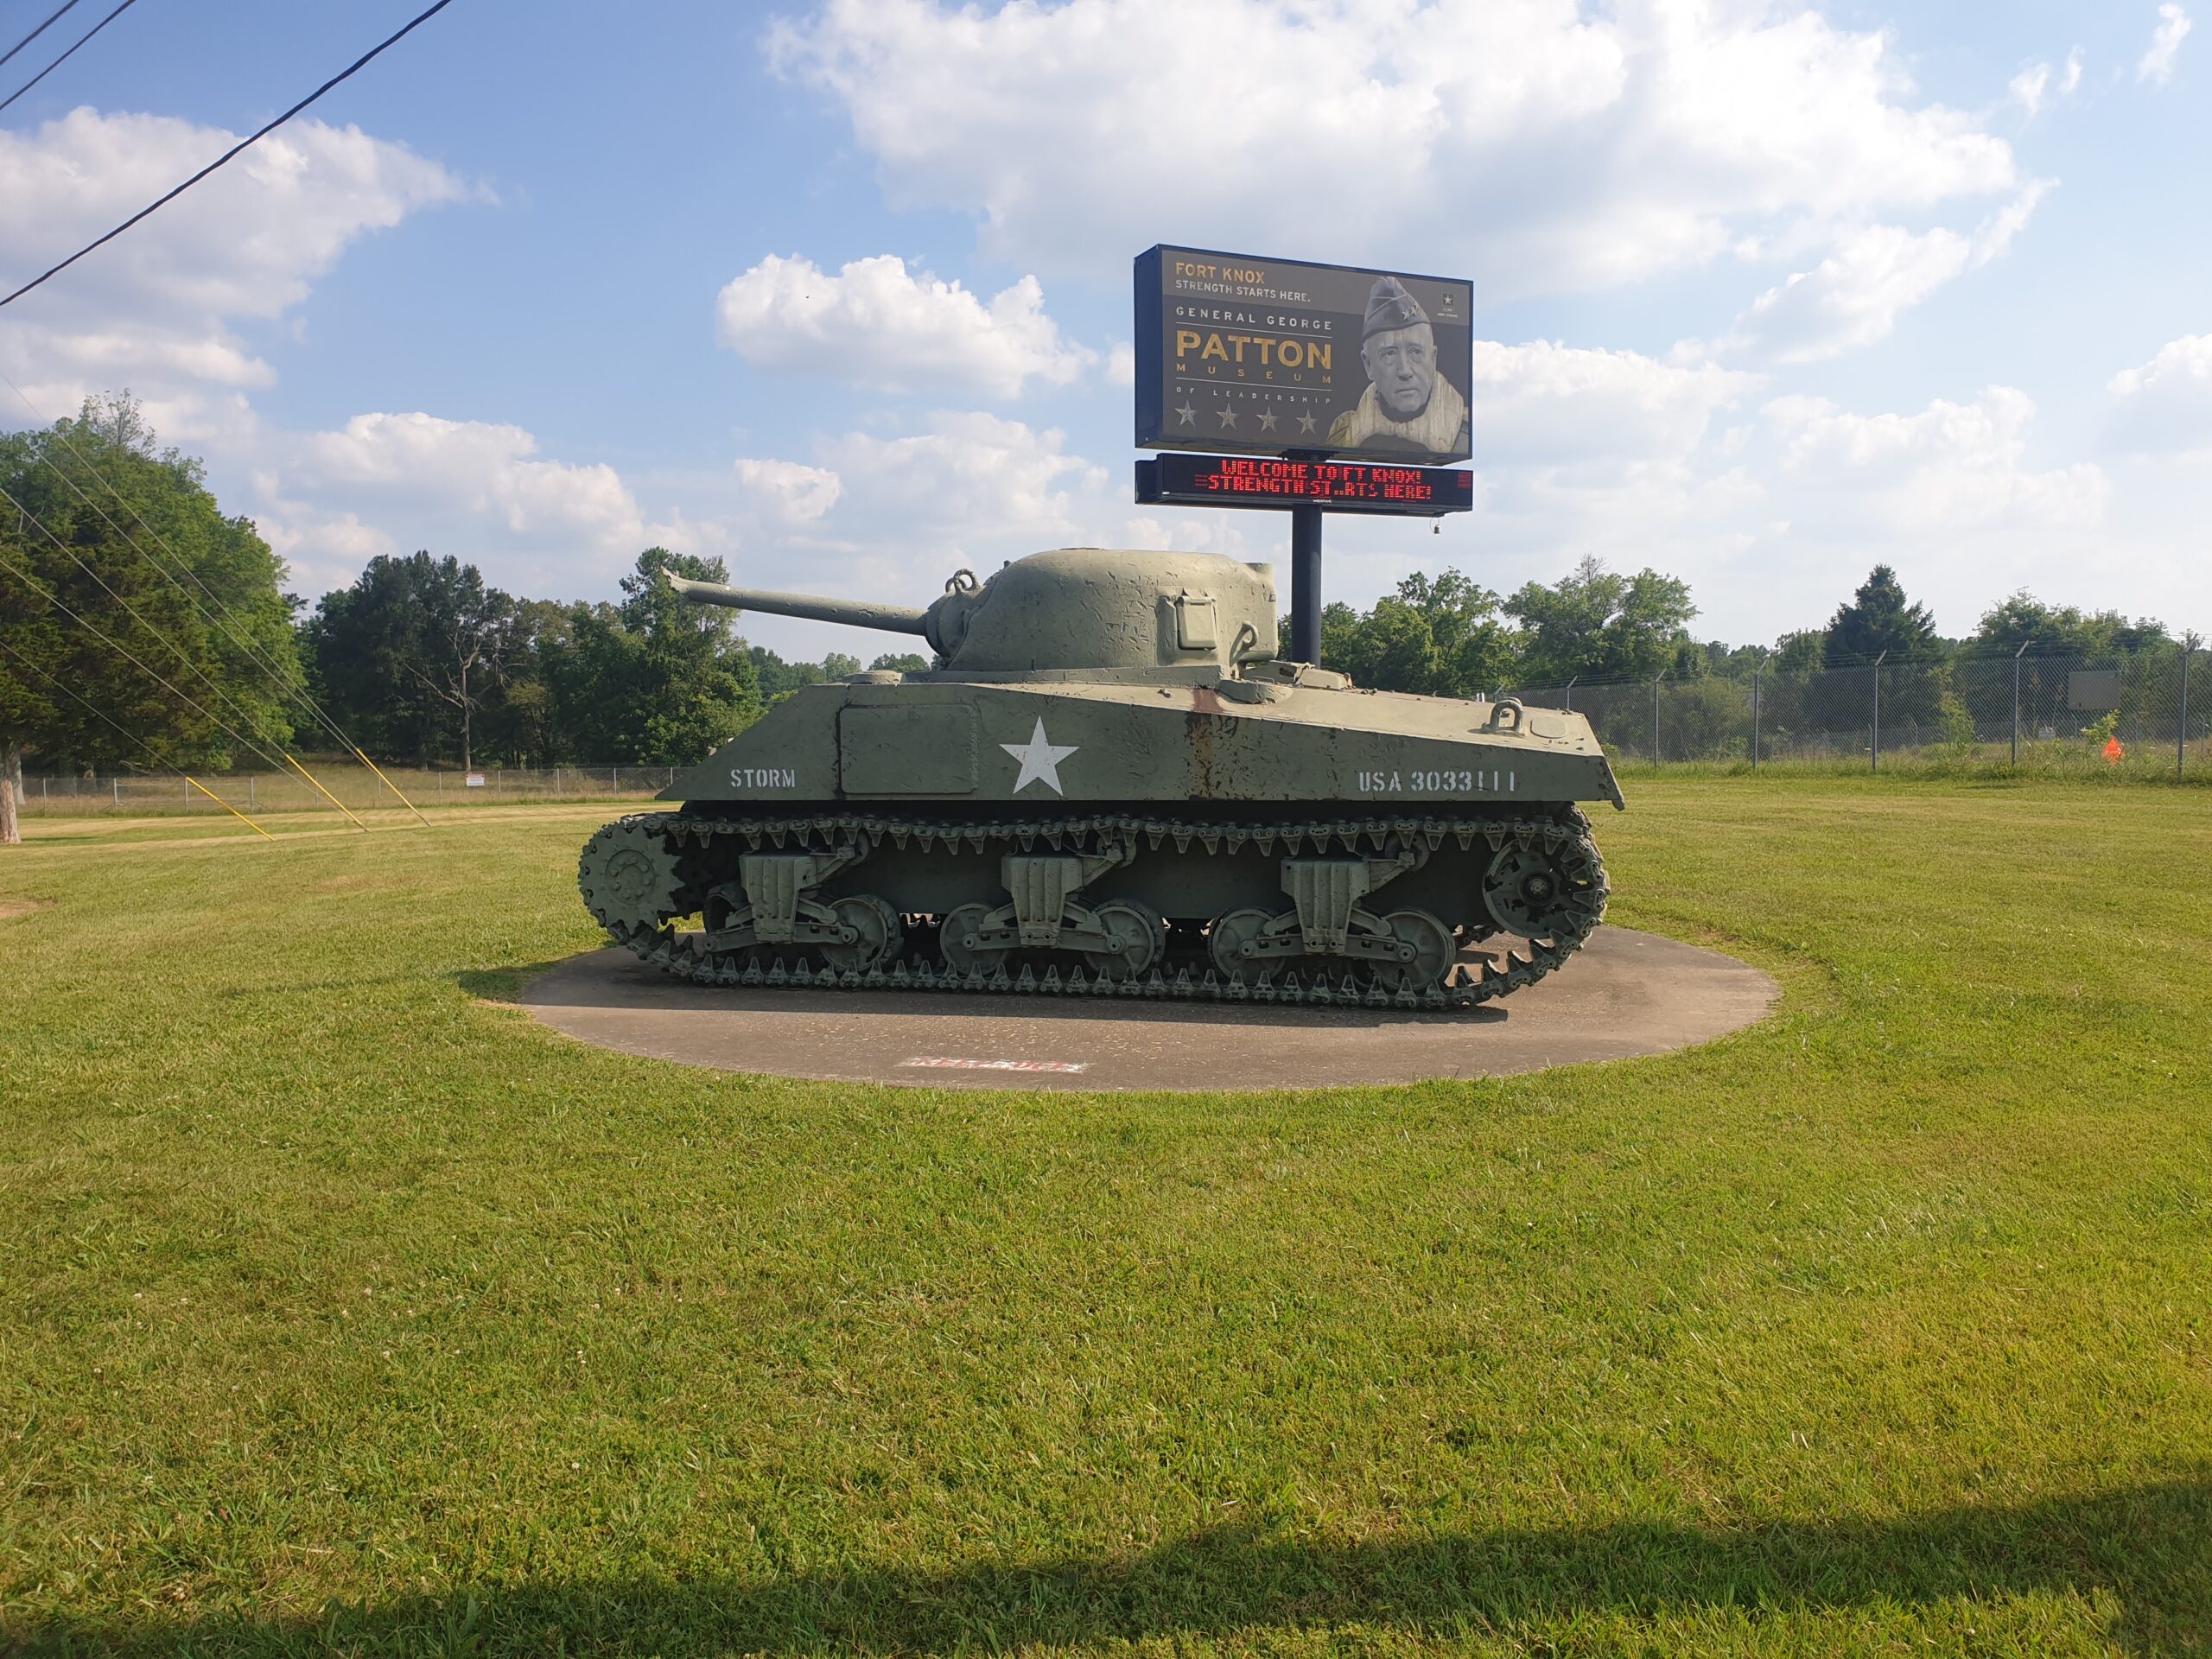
<box><xmin>284</xmin><ymin>753</ymin><xmax>369</xmax><ymax>831</ymax></box>
<box><xmin>187</xmin><ymin>777</ymin><xmax>276</xmax><ymax>840</ymax></box>
<box><xmin>353</xmin><ymin>747</ymin><xmax>433</xmax><ymax>827</ymax></box>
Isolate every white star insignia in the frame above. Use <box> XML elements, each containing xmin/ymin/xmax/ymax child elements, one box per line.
<box><xmin>1001</xmin><ymin>718</ymin><xmax>1079</xmax><ymax>795</ymax></box>
<box><xmin>1257</xmin><ymin>409</ymin><xmax>1279</xmax><ymax>431</ymax></box>
<box><xmin>1297</xmin><ymin>410</ymin><xmax>1319</xmax><ymax>433</ymax></box>
<box><xmin>1173</xmin><ymin>401</ymin><xmax>1197</xmax><ymax>426</ymax></box>
<box><xmin>1217</xmin><ymin>405</ymin><xmax>1236</xmax><ymax>429</ymax></box>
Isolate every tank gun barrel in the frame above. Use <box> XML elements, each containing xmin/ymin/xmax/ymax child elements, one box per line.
<box><xmin>667</xmin><ymin>575</ymin><xmax>930</xmax><ymax>636</ymax></box>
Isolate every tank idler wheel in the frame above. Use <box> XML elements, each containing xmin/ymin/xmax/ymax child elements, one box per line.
<box><xmin>819</xmin><ymin>894</ymin><xmax>902</xmax><ymax>974</ymax></box>
<box><xmin>1207</xmin><ymin>906</ymin><xmax>1284</xmax><ymax>980</ymax></box>
<box><xmin>1082</xmin><ymin>899</ymin><xmax>1165</xmax><ymax>983</ymax></box>
<box><xmin>1370</xmin><ymin>909</ymin><xmax>1456</xmax><ymax>990</ymax></box>
<box><xmin>1481</xmin><ymin>843</ymin><xmax>1599</xmax><ymax>938</ymax></box>
<box><xmin>938</xmin><ymin>902</ymin><xmax>1003</xmax><ymax>977</ymax></box>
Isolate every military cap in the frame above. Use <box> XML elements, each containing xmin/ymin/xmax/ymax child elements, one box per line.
<box><xmin>1362</xmin><ymin>276</ymin><xmax>1431</xmax><ymax>339</ymax></box>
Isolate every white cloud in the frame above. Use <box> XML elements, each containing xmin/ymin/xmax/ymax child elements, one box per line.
<box><xmin>1712</xmin><ymin>186</ymin><xmax>2046</xmax><ymax>364</ymax></box>
<box><xmin>2107</xmin><ymin>334</ymin><xmax>2212</xmax><ymax>455</ymax></box>
<box><xmin>820</xmin><ymin>410</ymin><xmax>1108</xmax><ymax>544</ymax></box>
<box><xmin>270</xmin><ymin>412</ymin><xmax>716</xmax><ymax>594</ymax></box>
<box><xmin>767</xmin><ymin>0</ymin><xmax>2020</xmax><ymax>301</ymax></box>
<box><xmin>2008</xmin><ymin>61</ymin><xmax>2054</xmax><ymax>115</ymax></box>
<box><xmin>733</xmin><ymin>457</ymin><xmax>842</xmax><ymax>524</ymax></box>
<box><xmin>2138</xmin><ymin>4</ymin><xmax>2191</xmax><ymax>83</ymax></box>
<box><xmin>2005</xmin><ymin>51</ymin><xmax>2081</xmax><ymax>115</ymax></box>
<box><xmin>1477</xmin><ymin>340</ymin><xmax>1758</xmax><ymax>470</ymax></box>
<box><xmin>0</xmin><ymin>108</ymin><xmax>467</xmax><ymax>433</ymax></box>
<box><xmin>714</xmin><ymin>253</ymin><xmax>1094</xmax><ymax>397</ymax></box>
<box><xmin>1764</xmin><ymin>386</ymin><xmax>2107</xmax><ymax>536</ymax></box>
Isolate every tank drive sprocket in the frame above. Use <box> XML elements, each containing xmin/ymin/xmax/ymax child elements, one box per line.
<box><xmin>577</xmin><ymin>819</ymin><xmax>689</xmax><ymax>933</ymax></box>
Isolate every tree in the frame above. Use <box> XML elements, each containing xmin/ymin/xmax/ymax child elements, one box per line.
<box><xmin>1504</xmin><ymin>556</ymin><xmax>1697</xmax><ymax>685</ymax></box>
<box><xmin>1965</xmin><ymin>591</ymin><xmax>2171</xmax><ymax>658</ymax></box>
<box><xmin>1</xmin><ymin>394</ymin><xmax>299</xmax><ymax>776</ymax></box>
<box><xmin>1823</xmin><ymin>565</ymin><xmax>1939</xmax><ymax>665</ymax></box>
<box><xmin>305</xmin><ymin>551</ymin><xmax>527</xmax><ymax>767</ymax></box>
<box><xmin>542</xmin><ymin>549</ymin><xmax>761</xmax><ymax>762</ymax></box>
<box><xmin>869</xmin><ymin>652</ymin><xmax>930</xmax><ymax>674</ymax></box>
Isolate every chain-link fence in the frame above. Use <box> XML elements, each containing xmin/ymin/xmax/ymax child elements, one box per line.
<box><xmin>1513</xmin><ymin>649</ymin><xmax>2208</xmax><ymax>779</ymax></box>
<box><xmin>16</xmin><ymin>763</ymin><xmax>682</xmax><ymax>817</ymax></box>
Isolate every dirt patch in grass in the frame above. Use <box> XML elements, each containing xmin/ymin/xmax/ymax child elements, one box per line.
<box><xmin>0</xmin><ymin>896</ymin><xmax>51</xmax><ymax>921</ymax></box>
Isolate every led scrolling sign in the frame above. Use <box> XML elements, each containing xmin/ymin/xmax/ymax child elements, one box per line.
<box><xmin>1136</xmin><ymin>453</ymin><xmax>1471</xmax><ymax>517</ymax></box>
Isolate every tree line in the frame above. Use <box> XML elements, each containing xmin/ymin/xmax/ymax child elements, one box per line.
<box><xmin>0</xmin><ymin>399</ymin><xmax>2187</xmax><ymax>777</ymax></box>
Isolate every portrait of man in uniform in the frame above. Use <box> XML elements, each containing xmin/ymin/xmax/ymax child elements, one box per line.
<box><xmin>1326</xmin><ymin>276</ymin><xmax>1470</xmax><ymax>459</ymax></box>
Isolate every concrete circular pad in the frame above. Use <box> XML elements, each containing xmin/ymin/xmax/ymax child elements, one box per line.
<box><xmin>517</xmin><ymin>927</ymin><xmax>1777</xmax><ymax>1092</ymax></box>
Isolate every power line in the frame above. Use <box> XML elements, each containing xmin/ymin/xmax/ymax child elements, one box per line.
<box><xmin>3</xmin><ymin>372</ymin><xmax>372</xmax><ymax>768</ymax></box>
<box><xmin>0</xmin><ymin>0</ymin><xmax>460</xmax><ymax>309</ymax></box>
<box><xmin>0</xmin><ymin>477</ymin><xmax>304</xmax><ymax>763</ymax></box>
<box><xmin>0</xmin><ymin>0</ymin><xmax>135</xmax><ymax>117</ymax></box>
<box><xmin>0</xmin><ymin>482</ymin><xmax>372</xmax><ymax>826</ymax></box>
<box><xmin>0</xmin><ymin>0</ymin><xmax>81</xmax><ymax>72</ymax></box>
<box><xmin>0</xmin><ymin>634</ymin><xmax>275</xmax><ymax>838</ymax></box>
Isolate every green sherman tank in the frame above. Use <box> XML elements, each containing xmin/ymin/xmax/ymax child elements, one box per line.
<box><xmin>577</xmin><ymin>548</ymin><xmax>1624</xmax><ymax>1009</ymax></box>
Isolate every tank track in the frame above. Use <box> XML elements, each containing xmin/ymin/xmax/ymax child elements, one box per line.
<box><xmin>581</xmin><ymin>808</ymin><xmax>1605</xmax><ymax>1013</ymax></box>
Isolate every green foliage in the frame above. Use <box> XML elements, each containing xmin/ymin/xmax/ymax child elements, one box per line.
<box><xmin>868</xmin><ymin>652</ymin><xmax>930</xmax><ymax>674</ymax></box>
<box><xmin>1967</xmin><ymin>590</ymin><xmax>2171</xmax><ymax>658</ymax></box>
<box><xmin>0</xmin><ymin>395</ymin><xmax>299</xmax><ymax>772</ymax></box>
<box><xmin>1505</xmin><ymin>556</ymin><xmax>1698</xmax><ymax>685</ymax></box>
<box><xmin>539</xmin><ymin>549</ymin><xmax>763</xmax><ymax>766</ymax></box>
<box><xmin>304</xmin><ymin>550</ymin><xmax>526</xmax><ymax>769</ymax></box>
<box><xmin>1824</xmin><ymin>564</ymin><xmax>1941</xmax><ymax>665</ymax></box>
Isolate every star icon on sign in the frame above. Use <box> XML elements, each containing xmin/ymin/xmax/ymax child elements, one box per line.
<box><xmin>1217</xmin><ymin>406</ymin><xmax>1236</xmax><ymax>429</ymax></box>
<box><xmin>1001</xmin><ymin>718</ymin><xmax>1079</xmax><ymax>796</ymax></box>
<box><xmin>1256</xmin><ymin>409</ymin><xmax>1278</xmax><ymax>431</ymax></box>
<box><xmin>1173</xmin><ymin>401</ymin><xmax>1197</xmax><ymax>426</ymax></box>
<box><xmin>1296</xmin><ymin>411</ymin><xmax>1319</xmax><ymax>434</ymax></box>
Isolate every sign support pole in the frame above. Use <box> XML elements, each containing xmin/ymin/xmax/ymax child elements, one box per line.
<box><xmin>1290</xmin><ymin>504</ymin><xmax>1323</xmax><ymax>664</ymax></box>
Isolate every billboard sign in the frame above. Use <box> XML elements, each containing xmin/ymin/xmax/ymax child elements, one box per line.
<box><xmin>1135</xmin><ymin>245</ymin><xmax>1472</xmax><ymax>465</ymax></box>
<box><xmin>1135</xmin><ymin>453</ymin><xmax>1471</xmax><ymax>517</ymax></box>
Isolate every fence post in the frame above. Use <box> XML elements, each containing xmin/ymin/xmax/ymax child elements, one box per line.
<box><xmin>1751</xmin><ymin>667</ymin><xmax>1761</xmax><ymax>771</ymax></box>
<box><xmin>1871</xmin><ymin>652</ymin><xmax>1887</xmax><ymax>772</ymax></box>
<box><xmin>1652</xmin><ymin>671</ymin><xmax>1666</xmax><ymax>766</ymax></box>
<box><xmin>112</xmin><ymin>778</ymin><xmax>119</xmax><ymax>808</ymax></box>
<box><xmin>2012</xmin><ymin>641</ymin><xmax>2029</xmax><ymax>766</ymax></box>
<box><xmin>2183</xmin><ymin>636</ymin><xmax>2198</xmax><ymax>780</ymax></box>
<box><xmin>248</xmin><ymin>777</ymin><xmax>255</xmax><ymax>810</ymax></box>
<box><xmin>1563</xmin><ymin>675</ymin><xmax>1578</xmax><ymax>714</ymax></box>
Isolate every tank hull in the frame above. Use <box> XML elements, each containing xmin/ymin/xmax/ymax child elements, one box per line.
<box><xmin>663</xmin><ymin>675</ymin><xmax>1623</xmax><ymax>810</ymax></box>
<box><xmin>577</xmin><ymin>672</ymin><xmax>1618</xmax><ymax>1013</ymax></box>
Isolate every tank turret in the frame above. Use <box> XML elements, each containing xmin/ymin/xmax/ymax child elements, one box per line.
<box><xmin>673</xmin><ymin>548</ymin><xmax>1278</xmax><ymax>677</ymax></box>
<box><xmin>578</xmin><ymin>546</ymin><xmax>1623</xmax><ymax>1012</ymax></box>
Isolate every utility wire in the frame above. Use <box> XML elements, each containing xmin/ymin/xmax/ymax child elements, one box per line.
<box><xmin>0</xmin><ymin>634</ymin><xmax>275</xmax><ymax>838</ymax></box>
<box><xmin>0</xmin><ymin>483</ymin><xmax>372</xmax><ymax>825</ymax></box>
<box><xmin>0</xmin><ymin>0</ymin><xmax>135</xmax><ymax>117</ymax></box>
<box><xmin>0</xmin><ymin>0</ymin><xmax>458</xmax><ymax>308</ymax></box>
<box><xmin>3</xmin><ymin>372</ymin><xmax>374</xmax><ymax>769</ymax></box>
<box><xmin>0</xmin><ymin>0</ymin><xmax>80</xmax><ymax>72</ymax></box>
<box><xmin>0</xmin><ymin>478</ymin><xmax>305</xmax><ymax>764</ymax></box>
<box><xmin>0</xmin><ymin>519</ymin><xmax>296</xmax><ymax>778</ymax></box>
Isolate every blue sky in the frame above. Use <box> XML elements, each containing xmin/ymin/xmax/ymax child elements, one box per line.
<box><xmin>2</xmin><ymin>0</ymin><xmax>2203</xmax><ymax>664</ymax></box>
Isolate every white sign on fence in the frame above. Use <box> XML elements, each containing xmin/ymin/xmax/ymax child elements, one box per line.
<box><xmin>465</xmin><ymin>772</ymin><xmax>486</xmax><ymax>788</ymax></box>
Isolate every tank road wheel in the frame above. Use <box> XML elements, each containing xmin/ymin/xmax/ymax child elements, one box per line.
<box><xmin>938</xmin><ymin>902</ymin><xmax>1002</xmax><ymax>978</ymax></box>
<box><xmin>1371</xmin><ymin>908</ymin><xmax>1456</xmax><ymax>991</ymax></box>
<box><xmin>1082</xmin><ymin>899</ymin><xmax>1165</xmax><ymax>983</ymax></box>
<box><xmin>579</xmin><ymin>821</ymin><xmax>683</xmax><ymax>933</ymax></box>
<box><xmin>1481</xmin><ymin>841</ymin><xmax>1605</xmax><ymax>940</ymax></box>
<box><xmin>1207</xmin><ymin>906</ymin><xmax>1281</xmax><ymax>981</ymax></box>
<box><xmin>820</xmin><ymin>894</ymin><xmax>902</xmax><ymax>975</ymax></box>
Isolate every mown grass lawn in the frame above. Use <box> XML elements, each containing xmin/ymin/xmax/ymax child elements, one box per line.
<box><xmin>1</xmin><ymin>781</ymin><xmax>2207</xmax><ymax>1656</ymax></box>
